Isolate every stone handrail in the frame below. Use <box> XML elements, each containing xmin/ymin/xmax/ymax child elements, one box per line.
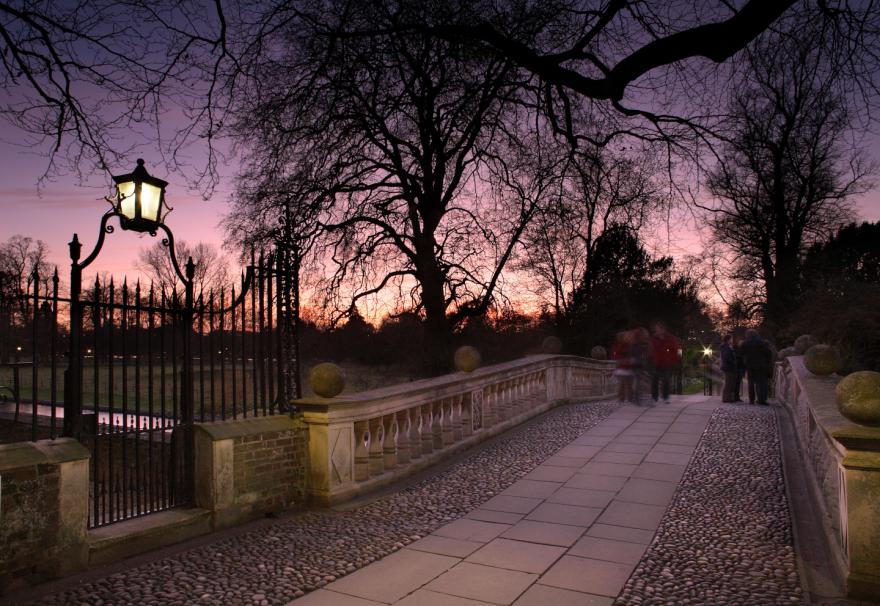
<box><xmin>295</xmin><ymin>354</ymin><xmax>615</xmax><ymax>505</ymax></box>
<box><xmin>775</xmin><ymin>356</ymin><xmax>880</xmax><ymax>599</ymax></box>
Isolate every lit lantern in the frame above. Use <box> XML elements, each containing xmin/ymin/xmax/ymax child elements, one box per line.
<box><xmin>111</xmin><ymin>159</ymin><xmax>169</xmax><ymax>232</ymax></box>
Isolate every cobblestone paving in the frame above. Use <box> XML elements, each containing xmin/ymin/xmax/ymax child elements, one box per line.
<box><xmin>615</xmin><ymin>404</ymin><xmax>804</xmax><ymax>606</ymax></box>
<box><xmin>25</xmin><ymin>400</ymin><xmax>618</xmax><ymax>606</ymax></box>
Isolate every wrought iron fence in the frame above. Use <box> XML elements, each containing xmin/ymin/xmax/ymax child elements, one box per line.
<box><xmin>0</xmin><ymin>246</ymin><xmax>300</xmax><ymax>528</ymax></box>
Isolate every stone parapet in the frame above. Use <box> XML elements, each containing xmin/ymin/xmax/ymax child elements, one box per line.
<box><xmin>295</xmin><ymin>354</ymin><xmax>615</xmax><ymax>505</ymax></box>
<box><xmin>776</xmin><ymin>356</ymin><xmax>880</xmax><ymax>599</ymax></box>
<box><xmin>0</xmin><ymin>438</ymin><xmax>90</xmax><ymax>595</ymax></box>
<box><xmin>194</xmin><ymin>414</ymin><xmax>309</xmax><ymax>529</ymax></box>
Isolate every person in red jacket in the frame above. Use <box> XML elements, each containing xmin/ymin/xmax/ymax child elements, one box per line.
<box><xmin>650</xmin><ymin>322</ymin><xmax>681</xmax><ymax>404</ymax></box>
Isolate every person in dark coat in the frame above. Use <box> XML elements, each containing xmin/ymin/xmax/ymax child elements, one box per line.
<box><xmin>720</xmin><ymin>334</ymin><xmax>738</xmax><ymax>403</ymax></box>
<box><xmin>739</xmin><ymin>328</ymin><xmax>773</xmax><ymax>405</ymax></box>
<box><xmin>733</xmin><ymin>336</ymin><xmax>745</xmax><ymax>402</ymax></box>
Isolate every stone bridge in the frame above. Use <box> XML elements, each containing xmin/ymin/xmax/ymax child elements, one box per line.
<box><xmin>1</xmin><ymin>353</ymin><xmax>878</xmax><ymax>605</ymax></box>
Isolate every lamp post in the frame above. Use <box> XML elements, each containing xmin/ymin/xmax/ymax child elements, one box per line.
<box><xmin>702</xmin><ymin>346</ymin><xmax>714</xmax><ymax>396</ymax></box>
<box><xmin>110</xmin><ymin>158</ymin><xmax>169</xmax><ymax>232</ymax></box>
<box><xmin>64</xmin><ymin>160</ymin><xmax>194</xmax><ymax>454</ymax></box>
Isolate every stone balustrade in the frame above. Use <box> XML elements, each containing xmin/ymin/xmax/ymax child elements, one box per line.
<box><xmin>775</xmin><ymin>356</ymin><xmax>880</xmax><ymax>599</ymax></box>
<box><xmin>296</xmin><ymin>354</ymin><xmax>615</xmax><ymax>505</ymax></box>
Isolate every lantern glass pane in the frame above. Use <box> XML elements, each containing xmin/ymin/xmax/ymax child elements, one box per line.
<box><xmin>140</xmin><ymin>183</ymin><xmax>162</xmax><ymax>222</ymax></box>
<box><xmin>117</xmin><ymin>181</ymin><xmax>136</xmax><ymax>219</ymax></box>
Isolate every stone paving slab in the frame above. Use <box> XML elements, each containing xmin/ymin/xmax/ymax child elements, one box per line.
<box><xmin>465</xmin><ymin>538</ymin><xmax>566</xmax><ymax>573</ymax></box>
<box><xmin>397</xmin><ymin>589</ymin><xmax>492</xmax><ymax>606</ymax></box>
<box><xmin>513</xmin><ymin>584</ymin><xmax>612</xmax><ymax>605</ymax></box>
<box><xmin>326</xmin><ymin>550</ymin><xmax>459</xmax><ymax>603</ymax></box>
<box><xmin>293</xmin><ymin>590</ymin><xmax>385</xmax><ymax>605</ymax></box>
<box><xmin>539</xmin><ymin>555</ymin><xmax>636</xmax><ymax>596</ymax></box>
<box><xmin>465</xmin><ymin>509</ymin><xmax>524</xmax><ymax>525</ymax></box>
<box><xmin>290</xmin><ymin>396</ymin><xmax>719</xmax><ymax>606</ymax></box>
<box><xmin>425</xmin><ymin>562</ymin><xmax>537</xmax><ymax>604</ymax></box>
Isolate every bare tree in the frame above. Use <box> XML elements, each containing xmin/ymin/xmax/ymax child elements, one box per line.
<box><xmin>3</xmin><ymin>1</ymin><xmax>877</xmax><ymax>188</ymax></box>
<box><xmin>516</xmin><ymin>147</ymin><xmax>664</xmax><ymax>325</ymax></box>
<box><xmin>137</xmin><ymin>239</ymin><xmax>230</xmax><ymax>300</ymax></box>
<box><xmin>0</xmin><ymin>1</ymin><xmax>235</xmax><ymax>189</ymax></box>
<box><xmin>225</xmin><ymin>3</ymin><xmax>561</xmax><ymax>372</ymax></box>
<box><xmin>703</xmin><ymin>21</ymin><xmax>875</xmax><ymax>334</ymax></box>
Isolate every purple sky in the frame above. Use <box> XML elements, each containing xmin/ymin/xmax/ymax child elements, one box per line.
<box><xmin>0</xmin><ymin>136</ymin><xmax>235</xmax><ymax>281</ymax></box>
<box><xmin>1</xmin><ymin>128</ymin><xmax>879</xmax><ymax>290</ymax></box>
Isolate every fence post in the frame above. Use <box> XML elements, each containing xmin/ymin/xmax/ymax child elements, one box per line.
<box><xmin>64</xmin><ymin>235</ymin><xmax>83</xmax><ymax>438</ymax></box>
<box><xmin>180</xmin><ymin>257</ymin><xmax>196</xmax><ymax>503</ymax></box>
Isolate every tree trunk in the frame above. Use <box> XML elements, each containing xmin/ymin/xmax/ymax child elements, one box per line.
<box><xmin>419</xmin><ymin>263</ymin><xmax>453</xmax><ymax>375</ymax></box>
<box><xmin>764</xmin><ymin>248</ymin><xmax>800</xmax><ymax>338</ymax></box>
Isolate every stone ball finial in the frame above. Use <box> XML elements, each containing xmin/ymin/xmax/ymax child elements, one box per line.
<box><xmin>309</xmin><ymin>362</ymin><xmax>346</xmax><ymax>398</ymax></box>
<box><xmin>836</xmin><ymin>371</ymin><xmax>880</xmax><ymax>426</ymax></box>
<box><xmin>454</xmin><ymin>346</ymin><xmax>481</xmax><ymax>373</ymax></box>
<box><xmin>803</xmin><ymin>344</ymin><xmax>841</xmax><ymax>376</ymax></box>
<box><xmin>542</xmin><ymin>336</ymin><xmax>563</xmax><ymax>354</ymax></box>
<box><xmin>794</xmin><ymin>334</ymin><xmax>818</xmax><ymax>355</ymax></box>
<box><xmin>590</xmin><ymin>345</ymin><xmax>608</xmax><ymax>360</ymax></box>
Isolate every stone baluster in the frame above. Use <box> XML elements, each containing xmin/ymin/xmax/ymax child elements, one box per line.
<box><xmin>504</xmin><ymin>380</ymin><xmax>515</xmax><ymax>418</ymax></box>
<box><xmin>508</xmin><ymin>378</ymin><xmax>519</xmax><ymax>416</ymax></box>
<box><xmin>368</xmin><ymin>416</ymin><xmax>385</xmax><ymax>475</ymax></box>
<box><xmin>421</xmin><ymin>404</ymin><xmax>434</xmax><ymax>455</ymax></box>
<box><xmin>354</xmin><ymin>420</ymin><xmax>371</xmax><ymax>481</ymax></box>
<box><xmin>432</xmin><ymin>400</ymin><xmax>444</xmax><ymax>449</ymax></box>
<box><xmin>452</xmin><ymin>395</ymin><xmax>470</xmax><ymax>442</ymax></box>
<box><xmin>442</xmin><ymin>398</ymin><xmax>456</xmax><ymax>445</ymax></box>
<box><xmin>460</xmin><ymin>393</ymin><xmax>473</xmax><ymax>438</ymax></box>
<box><xmin>494</xmin><ymin>381</ymin><xmax>506</xmax><ymax>421</ymax></box>
<box><xmin>519</xmin><ymin>375</ymin><xmax>529</xmax><ymax>409</ymax></box>
<box><xmin>480</xmin><ymin>386</ymin><xmax>492</xmax><ymax>427</ymax></box>
<box><xmin>396</xmin><ymin>411</ymin><xmax>411</xmax><ymax>465</ymax></box>
<box><xmin>383</xmin><ymin>414</ymin><xmax>399</xmax><ymax>469</ymax></box>
<box><xmin>408</xmin><ymin>408</ymin><xmax>422</xmax><ymax>459</ymax></box>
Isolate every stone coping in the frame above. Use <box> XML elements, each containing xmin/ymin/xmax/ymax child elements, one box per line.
<box><xmin>296</xmin><ymin>354</ymin><xmax>614</xmax><ymax>422</ymax></box>
<box><xmin>195</xmin><ymin>413</ymin><xmax>301</xmax><ymax>441</ymax></box>
<box><xmin>783</xmin><ymin>356</ymin><xmax>880</xmax><ymax>450</ymax></box>
<box><xmin>0</xmin><ymin>437</ymin><xmax>89</xmax><ymax>471</ymax></box>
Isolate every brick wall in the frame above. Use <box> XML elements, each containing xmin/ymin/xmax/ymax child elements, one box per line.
<box><xmin>194</xmin><ymin>414</ymin><xmax>309</xmax><ymax>528</ymax></box>
<box><xmin>231</xmin><ymin>422</ymin><xmax>308</xmax><ymax>515</ymax></box>
<box><xmin>0</xmin><ymin>439</ymin><xmax>89</xmax><ymax>595</ymax></box>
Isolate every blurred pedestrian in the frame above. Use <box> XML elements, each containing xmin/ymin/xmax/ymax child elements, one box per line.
<box><xmin>739</xmin><ymin>328</ymin><xmax>773</xmax><ymax>405</ymax></box>
<box><xmin>612</xmin><ymin>331</ymin><xmax>634</xmax><ymax>403</ymax></box>
<box><xmin>733</xmin><ymin>336</ymin><xmax>745</xmax><ymax>402</ymax></box>
<box><xmin>631</xmin><ymin>327</ymin><xmax>652</xmax><ymax>405</ymax></box>
<box><xmin>650</xmin><ymin>322</ymin><xmax>681</xmax><ymax>404</ymax></box>
<box><xmin>720</xmin><ymin>334</ymin><xmax>738</xmax><ymax>403</ymax></box>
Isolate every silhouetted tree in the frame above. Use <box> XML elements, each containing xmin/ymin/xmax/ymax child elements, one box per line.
<box><xmin>515</xmin><ymin>147</ymin><xmax>663</xmax><ymax>326</ymax></box>
<box><xmin>137</xmin><ymin>239</ymin><xmax>230</xmax><ymax>300</ymax></box>
<box><xmin>703</xmin><ymin>21</ymin><xmax>874</xmax><ymax>335</ymax></box>
<box><xmin>790</xmin><ymin>222</ymin><xmax>880</xmax><ymax>371</ymax></box>
<box><xmin>567</xmin><ymin>225</ymin><xmax>708</xmax><ymax>352</ymax></box>
<box><xmin>225</xmin><ymin>3</ymin><xmax>560</xmax><ymax>373</ymax></box>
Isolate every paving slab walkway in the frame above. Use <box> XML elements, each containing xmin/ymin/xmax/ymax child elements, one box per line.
<box><xmin>291</xmin><ymin>395</ymin><xmax>719</xmax><ymax>606</ymax></box>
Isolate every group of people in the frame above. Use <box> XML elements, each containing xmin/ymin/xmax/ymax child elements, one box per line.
<box><xmin>611</xmin><ymin>322</ymin><xmax>681</xmax><ymax>406</ymax></box>
<box><xmin>719</xmin><ymin>328</ymin><xmax>775</xmax><ymax>406</ymax></box>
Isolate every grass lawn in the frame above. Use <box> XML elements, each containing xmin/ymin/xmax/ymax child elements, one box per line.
<box><xmin>2</xmin><ymin>359</ymin><xmax>424</xmax><ymax>416</ymax></box>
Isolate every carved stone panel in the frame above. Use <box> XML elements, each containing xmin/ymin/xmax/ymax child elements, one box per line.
<box><xmin>329</xmin><ymin>426</ymin><xmax>353</xmax><ymax>488</ymax></box>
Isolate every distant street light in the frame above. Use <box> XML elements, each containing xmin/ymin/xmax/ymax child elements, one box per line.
<box><xmin>702</xmin><ymin>346</ymin><xmax>713</xmax><ymax>358</ymax></box>
<box><xmin>110</xmin><ymin>159</ymin><xmax>169</xmax><ymax>232</ymax></box>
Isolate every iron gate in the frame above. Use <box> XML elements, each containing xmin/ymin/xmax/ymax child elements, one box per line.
<box><xmin>1</xmin><ymin>221</ymin><xmax>300</xmax><ymax>528</ymax></box>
